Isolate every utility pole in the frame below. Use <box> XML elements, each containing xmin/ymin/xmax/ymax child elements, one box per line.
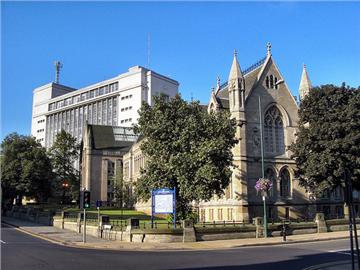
<box><xmin>54</xmin><ymin>61</ymin><xmax>63</xmax><ymax>84</ymax></box>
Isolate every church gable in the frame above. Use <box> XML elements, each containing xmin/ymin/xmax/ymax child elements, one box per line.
<box><xmin>246</xmin><ymin>56</ymin><xmax>299</xmax><ymax>128</ymax></box>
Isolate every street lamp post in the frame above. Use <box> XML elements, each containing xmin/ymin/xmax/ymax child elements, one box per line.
<box><xmin>262</xmin><ymin>193</ymin><xmax>268</xmax><ymax>238</ymax></box>
<box><xmin>258</xmin><ymin>96</ymin><xmax>268</xmax><ymax>238</ymax></box>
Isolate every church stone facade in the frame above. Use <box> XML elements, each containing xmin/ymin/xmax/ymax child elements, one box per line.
<box><xmin>200</xmin><ymin>44</ymin><xmax>310</xmax><ymax>222</ymax></box>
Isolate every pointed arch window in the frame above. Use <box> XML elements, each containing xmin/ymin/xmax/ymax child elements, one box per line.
<box><xmin>265</xmin><ymin>75</ymin><xmax>278</xmax><ymax>89</ymax></box>
<box><xmin>270</xmin><ymin>75</ymin><xmax>274</xmax><ymax>89</ymax></box>
<box><xmin>264</xmin><ymin>106</ymin><xmax>285</xmax><ymax>155</ymax></box>
<box><xmin>280</xmin><ymin>168</ymin><xmax>291</xmax><ymax>198</ymax></box>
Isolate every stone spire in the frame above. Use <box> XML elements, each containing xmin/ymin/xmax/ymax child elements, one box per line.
<box><xmin>228</xmin><ymin>49</ymin><xmax>244</xmax><ymax>82</ymax></box>
<box><xmin>267</xmin><ymin>42</ymin><xmax>272</xmax><ymax>56</ymax></box>
<box><xmin>228</xmin><ymin>49</ymin><xmax>245</xmax><ymax>114</ymax></box>
<box><xmin>215</xmin><ymin>76</ymin><xmax>221</xmax><ymax>94</ymax></box>
<box><xmin>299</xmin><ymin>64</ymin><xmax>312</xmax><ymax>101</ymax></box>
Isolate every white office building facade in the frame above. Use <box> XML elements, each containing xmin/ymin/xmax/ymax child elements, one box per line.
<box><xmin>31</xmin><ymin>66</ymin><xmax>179</xmax><ymax>148</ymax></box>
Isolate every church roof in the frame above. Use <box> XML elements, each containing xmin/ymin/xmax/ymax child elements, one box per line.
<box><xmin>215</xmin><ymin>56</ymin><xmax>266</xmax><ymax>109</ymax></box>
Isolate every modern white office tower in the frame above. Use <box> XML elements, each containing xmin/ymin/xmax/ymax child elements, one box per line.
<box><xmin>31</xmin><ymin>66</ymin><xmax>179</xmax><ymax>148</ymax></box>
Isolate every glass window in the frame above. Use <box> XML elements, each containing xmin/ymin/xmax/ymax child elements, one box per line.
<box><xmin>280</xmin><ymin>169</ymin><xmax>291</xmax><ymax>198</ymax></box>
<box><xmin>102</xmin><ymin>100</ymin><xmax>107</xmax><ymax>125</ymax></box>
<box><xmin>104</xmin><ymin>85</ymin><xmax>109</xmax><ymax>94</ymax></box>
<box><xmin>74</xmin><ymin>108</ymin><xmax>78</xmax><ymax>138</ymax></box>
<box><xmin>93</xmin><ymin>103</ymin><xmax>97</xmax><ymax>124</ymax></box>
<box><xmin>70</xmin><ymin>109</ymin><xmax>74</xmax><ymax>135</ymax></box>
<box><xmin>88</xmin><ymin>104</ymin><xmax>93</xmax><ymax>124</ymax></box>
<box><xmin>107</xmin><ymin>99</ymin><xmax>112</xmax><ymax>125</ymax></box>
<box><xmin>264</xmin><ymin>106</ymin><xmax>285</xmax><ymax>155</ymax></box>
<box><xmin>113</xmin><ymin>97</ymin><xmax>117</xmax><ymax>125</ymax></box>
<box><xmin>98</xmin><ymin>102</ymin><xmax>102</xmax><ymax>124</ymax></box>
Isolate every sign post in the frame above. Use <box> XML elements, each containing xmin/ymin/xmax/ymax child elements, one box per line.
<box><xmin>83</xmin><ymin>191</ymin><xmax>91</xmax><ymax>243</ymax></box>
<box><xmin>96</xmin><ymin>200</ymin><xmax>102</xmax><ymax>223</ymax></box>
<box><xmin>83</xmin><ymin>208</ymin><xmax>86</xmax><ymax>243</ymax></box>
<box><xmin>151</xmin><ymin>188</ymin><xmax>176</xmax><ymax>229</ymax></box>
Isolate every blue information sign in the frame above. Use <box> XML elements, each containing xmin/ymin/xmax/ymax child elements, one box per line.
<box><xmin>96</xmin><ymin>200</ymin><xmax>102</xmax><ymax>208</ymax></box>
<box><xmin>151</xmin><ymin>188</ymin><xmax>176</xmax><ymax>229</ymax></box>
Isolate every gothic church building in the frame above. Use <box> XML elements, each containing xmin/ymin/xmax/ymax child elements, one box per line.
<box><xmin>199</xmin><ymin>43</ymin><xmax>314</xmax><ymax>222</ymax></box>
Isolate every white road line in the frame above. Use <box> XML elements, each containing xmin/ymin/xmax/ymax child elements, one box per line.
<box><xmin>328</xmin><ymin>249</ymin><xmax>353</xmax><ymax>256</ymax></box>
<box><xmin>0</xmin><ymin>240</ymin><xmax>6</xmax><ymax>244</ymax></box>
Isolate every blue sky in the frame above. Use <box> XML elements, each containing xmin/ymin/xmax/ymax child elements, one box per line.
<box><xmin>1</xmin><ymin>2</ymin><xmax>360</xmax><ymax>139</ymax></box>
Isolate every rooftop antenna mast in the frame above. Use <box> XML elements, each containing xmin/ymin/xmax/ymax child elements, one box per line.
<box><xmin>54</xmin><ymin>61</ymin><xmax>63</xmax><ymax>84</ymax></box>
<box><xmin>147</xmin><ymin>33</ymin><xmax>151</xmax><ymax>69</ymax></box>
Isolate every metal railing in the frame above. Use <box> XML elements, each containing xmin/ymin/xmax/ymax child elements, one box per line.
<box><xmin>196</xmin><ymin>220</ymin><xmax>252</xmax><ymax>228</ymax></box>
<box><xmin>219</xmin><ymin>56</ymin><xmax>267</xmax><ymax>90</ymax></box>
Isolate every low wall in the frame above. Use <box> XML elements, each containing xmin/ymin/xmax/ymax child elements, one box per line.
<box><xmin>326</xmin><ymin>219</ymin><xmax>356</xmax><ymax>232</ymax></box>
<box><xmin>6</xmin><ymin>207</ymin><xmax>53</xmax><ymax>226</ymax></box>
<box><xmin>269</xmin><ymin>222</ymin><xmax>318</xmax><ymax>237</ymax></box>
<box><xmin>8</xmin><ymin>207</ymin><xmax>357</xmax><ymax>243</ymax></box>
<box><xmin>53</xmin><ymin>217</ymin><xmax>121</xmax><ymax>240</ymax></box>
<box><xmin>195</xmin><ymin>226</ymin><xmax>256</xmax><ymax>241</ymax></box>
<box><xmin>131</xmin><ymin>229</ymin><xmax>183</xmax><ymax>243</ymax></box>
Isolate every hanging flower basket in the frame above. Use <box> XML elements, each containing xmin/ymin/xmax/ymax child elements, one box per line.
<box><xmin>255</xmin><ymin>178</ymin><xmax>273</xmax><ymax>197</ymax></box>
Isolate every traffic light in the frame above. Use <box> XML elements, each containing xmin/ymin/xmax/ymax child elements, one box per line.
<box><xmin>83</xmin><ymin>191</ymin><xmax>91</xmax><ymax>209</ymax></box>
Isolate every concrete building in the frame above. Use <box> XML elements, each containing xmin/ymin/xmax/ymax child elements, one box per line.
<box><xmin>81</xmin><ymin>124</ymin><xmax>138</xmax><ymax>204</ymax></box>
<box><xmin>31</xmin><ymin>66</ymin><xmax>179</xmax><ymax>149</ymax></box>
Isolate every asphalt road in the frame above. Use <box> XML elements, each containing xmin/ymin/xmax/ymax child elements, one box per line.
<box><xmin>1</xmin><ymin>223</ymin><xmax>353</xmax><ymax>270</ymax></box>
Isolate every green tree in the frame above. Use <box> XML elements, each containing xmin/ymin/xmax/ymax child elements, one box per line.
<box><xmin>134</xmin><ymin>94</ymin><xmax>237</xmax><ymax>219</ymax></box>
<box><xmin>1</xmin><ymin>133</ymin><xmax>53</xmax><ymax>206</ymax></box>
<box><xmin>290</xmin><ymin>84</ymin><xmax>360</xmax><ymax>194</ymax></box>
<box><xmin>113</xmin><ymin>160</ymin><xmax>124</xmax><ymax>208</ymax></box>
<box><xmin>48</xmin><ymin>130</ymin><xmax>80</xmax><ymax>202</ymax></box>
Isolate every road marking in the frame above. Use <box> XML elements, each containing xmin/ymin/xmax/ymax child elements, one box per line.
<box><xmin>0</xmin><ymin>240</ymin><xmax>6</xmax><ymax>244</ymax></box>
<box><xmin>328</xmin><ymin>249</ymin><xmax>353</xmax><ymax>256</ymax></box>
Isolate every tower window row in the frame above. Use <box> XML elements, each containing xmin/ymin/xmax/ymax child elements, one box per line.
<box><xmin>121</xmin><ymin>94</ymin><xmax>133</xmax><ymax>100</ymax></box>
<box><xmin>45</xmin><ymin>96</ymin><xmax>118</xmax><ymax>148</ymax></box>
<box><xmin>120</xmin><ymin>118</ymin><xmax>132</xmax><ymax>124</ymax></box>
<box><xmin>121</xmin><ymin>106</ymin><xmax>133</xmax><ymax>112</ymax></box>
<box><xmin>48</xmin><ymin>82</ymin><xmax>118</xmax><ymax>111</ymax></box>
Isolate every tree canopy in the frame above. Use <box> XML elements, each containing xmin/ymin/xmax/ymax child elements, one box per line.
<box><xmin>1</xmin><ymin>133</ymin><xmax>53</xmax><ymax>205</ymax></box>
<box><xmin>290</xmin><ymin>84</ymin><xmax>360</xmax><ymax>194</ymax></box>
<box><xmin>134</xmin><ymin>94</ymin><xmax>237</xmax><ymax>218</ymax></box>
<box><xmin>48</xmin><ymin>130</ymin><xmax>80</xmax><ymax>202</ymax></box>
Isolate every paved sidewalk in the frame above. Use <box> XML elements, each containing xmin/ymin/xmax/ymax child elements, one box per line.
<box><xmin>2</xmin><ymin>216</ymin><xmax>108</xmax><ymax>245</ymax></box>
<box><xmin>2</xmin><ymin>216</ymin><xmax>354</xmax><ymax>252</ymax></box>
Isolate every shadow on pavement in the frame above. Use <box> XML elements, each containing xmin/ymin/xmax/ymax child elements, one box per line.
<box><xmin>1</xmin><ymin>219</ymin><xmax>49</xmax><ymax>228</ymax></box>
<box><xmin>169</xmin><ymin>252</ymin><xmax>351</xmax><ymax>270</ymax></box>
